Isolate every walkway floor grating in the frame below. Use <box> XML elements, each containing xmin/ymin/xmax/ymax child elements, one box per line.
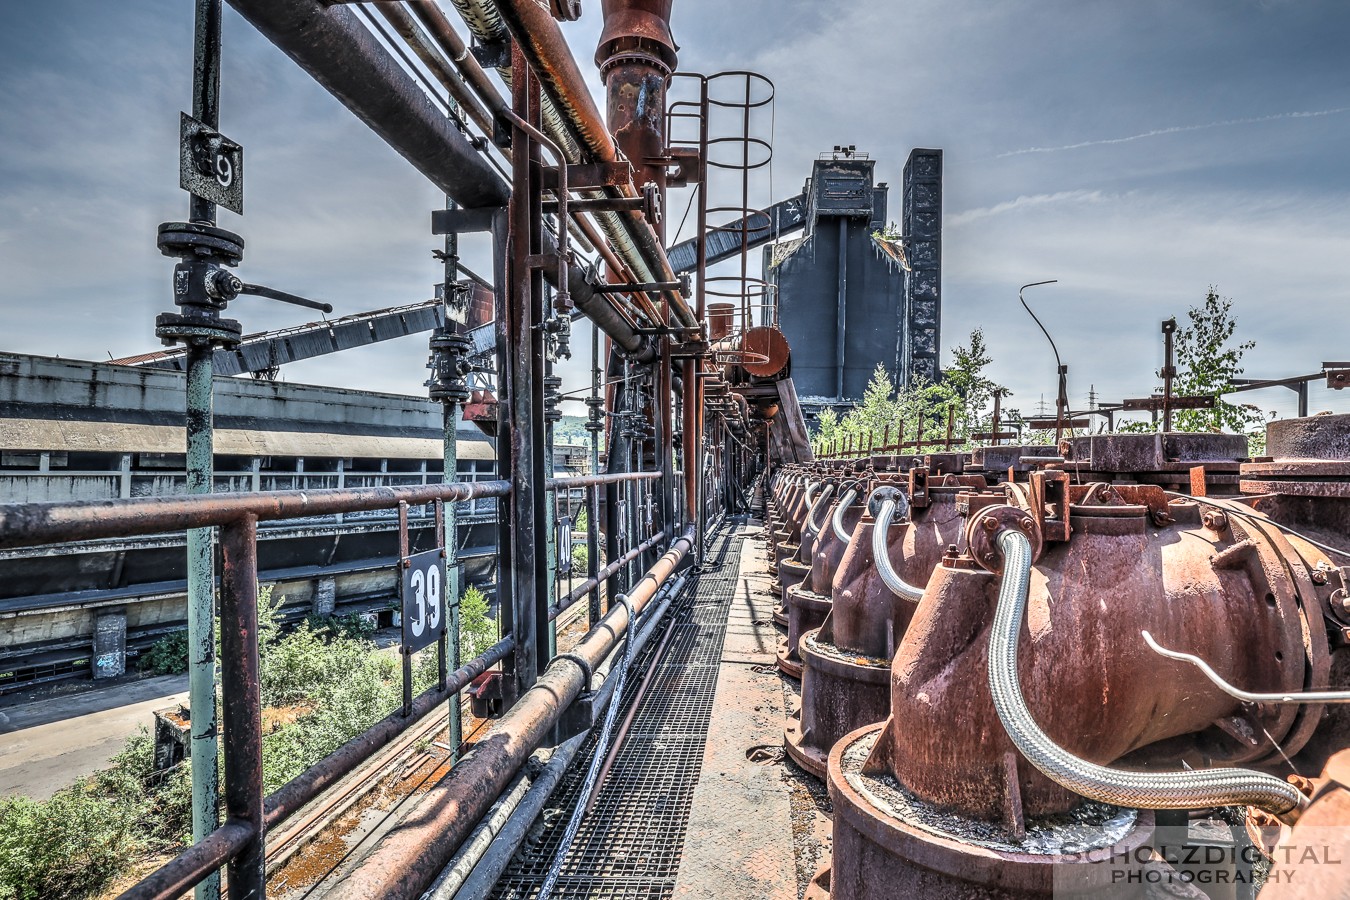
<box><xmin>490</xmin><ymin>521</ymin><xmax>746</xmax><ymax>900</ymax></box>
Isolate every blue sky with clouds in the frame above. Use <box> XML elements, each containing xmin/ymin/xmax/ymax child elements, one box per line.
<box><xmin>2</xmin><ymin>0</ymin><xmax>1347</xmax><ymax>423</ymax></box>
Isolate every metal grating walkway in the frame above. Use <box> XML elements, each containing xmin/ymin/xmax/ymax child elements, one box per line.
<box><xmin>490</xmin><ymin>521</ymin><xmax>746</xmax><ymax>900</ymax></box>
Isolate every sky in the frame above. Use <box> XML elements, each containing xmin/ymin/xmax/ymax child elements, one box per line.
<box><xmin>1</xmin><ymin>0</ymin><xmax>1348</xmax><ymax>423</ymax></box>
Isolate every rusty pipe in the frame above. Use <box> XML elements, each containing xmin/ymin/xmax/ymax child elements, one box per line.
<box><xmin>114</xmin><ymin>819</ymin><xmax>255</xmax><ymax>900</ymax></box>
<box><xmin>405</xmin><ymin>1</ymin><xmax>509</xmax><ymax>122</ymax></box>
<box><xmin>323</xmin><ymin>528</ymin><xmax>695</xmax><ymax>900</ymax></box>
<box><xmin>490</xmin><ymin>0</ymin><xmax>698</xmax><ymax>331</ymax></box>
<box><xmin>224</xmin><ymin>0</ymin><xmax>648</xmax><ymax>359</ymax></box>
<box><xmin>371</xmin><ymin>3</ymin><xmax>493</xmax><ymax>133</ymax></box>
<box><xmin>550</xmin><ymin>531</ymin><xmax>665</xmax><ymax>621</ymax></box>
<box><xmin>0</xmin><ymin>480</ymin><xmax>512</xmax><ymax>550</ymax></box>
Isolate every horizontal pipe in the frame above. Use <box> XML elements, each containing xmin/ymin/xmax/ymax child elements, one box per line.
<box><xmin>114</xmin><ymin>819</ymin><xmax>254</xmax><ymax>900</ymax></box>
<box><xmin>450</xmin><ymin>733</ymin><xmax>587</xmax><ymax>900</ymax></box>
<box><xmin>224</xmin><ymin>0</ymin><xmax>509</xmax><ymax>209</ymax></box>
<box><xmin>324</xmin><ymin>528</ymin><xmax>694</xmax><ymax>899</ymax></box>
<box><xmin>372</xmin><ymin>2</ymin><xmax>494</xmax><ymax>133</ymax></box>
<box><xmin>0</xmin><ymin>480</ymin><xmax>512</xmax><ymax>550</ymax></box>
<box><xmin>549</xmin><ymin>531</ymin><xmax>664</xmax><ymax>620</ymax></box>
<box><xmin>228</xmin><ymin>0</ymin><xmax>643</xmax><ymax>356</ymax></box>
<box><xmin>263</xmin><ymin>635</ymin><xmax>514</xmax><ymax>827</ymax></box>
<box><xmin>545</xmin><ymin>471</ymin><xmax>660</xmax><ymax>490</ymax></box>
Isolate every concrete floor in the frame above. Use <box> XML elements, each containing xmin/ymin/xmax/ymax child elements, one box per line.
<box><xmin>0</xmin><ymin>674</ymin><xmax>188</xmax><ymax>799</ymax></box>
<box><xmin>675</xmin><ymin>525</ymin><xmax>799</xmax><ymax>899</ymax></box>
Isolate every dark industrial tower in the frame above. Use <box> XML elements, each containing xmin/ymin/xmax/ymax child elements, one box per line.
<box><xmin>766</xmin><ymin>147</ymin><xmax>942</xmax><ymax>410</ymax></box>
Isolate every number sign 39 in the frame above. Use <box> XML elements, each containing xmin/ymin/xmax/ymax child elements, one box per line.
<box><xmin>401</xmin><ymin>548</ymin><xmax>446</xmax><ymax>653</ymax></box>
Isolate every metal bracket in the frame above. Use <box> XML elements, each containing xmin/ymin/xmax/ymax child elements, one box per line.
<box><xmin>543</xmin><ymin>161</ymin><xmax>633</xmax><ymax>191</ymax></box>
<box><xmin>470</xmin><ymin>40</ymin><xmax>512</xmax><ymax>70</ymax></box>
<box><xmin>431</xmin><ymin>206</ymin><xmax>502</xmax><ymax>235</ymax></box>
<box><xmin>1030</xmin><ymin>469</ymin><xmax>1072</xmax><ymax>542</ymax></box>
<box><xmin>908</xmin><ymin>466</ymin><xmax>930</xmax><ymax>510</ymax></box>
<box><xmin>1326</xmin><ymin>364</ymin><xmax>1349</xmax><ymax>390</ymax></box>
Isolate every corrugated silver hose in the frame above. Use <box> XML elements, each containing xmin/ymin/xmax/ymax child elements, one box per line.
<box><xmin>872</xmin><ymin>497</ymin><xmax>924</xmax><ymax>602</ymax></box>
<box><xmin>804</xmin><ymin>483</ymin><xmax>835</xmax><ymax>539</ymax></box>
<box><xmin>987</xmin><ymin>529</ymin><xmax>1308</xmax><ymax>823</ymax></box>
<box><xmin>830</xmin><ymin>488</ymin><xmax>857</xmax><ymax>544</ymax></box>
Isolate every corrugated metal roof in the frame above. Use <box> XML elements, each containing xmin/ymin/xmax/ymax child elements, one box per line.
<box><xmin>0</xmin><ymin>418</ymin><xmax>495</xmax><ymax>460</ymax></box>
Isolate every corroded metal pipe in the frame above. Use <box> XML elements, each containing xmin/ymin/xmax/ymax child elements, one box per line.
<box><xmin>324</xmin><ymin>529</ymin><xmax>695</xmax><ymax>900</ymax></box>
<box><xmin>0</xmin><ymin>480</ymin><xmax>512</xmax><ymax>549</ymax></box>
<box><xmin>491</xmin><ymin>0</ymin><xmax>697</xmax><ymax>329</ymax></box>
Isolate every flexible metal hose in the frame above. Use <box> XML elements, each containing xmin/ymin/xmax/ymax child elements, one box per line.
<box><xmin>987</xmin><ymin>529</ymin><xmax>1308</xmax><ymax>823</ymax></box>
<box><xmin>872</xmin><ymin>497</ymin><xmax>923</xmax><ymax>602</ymax></box>
<box><xmin>830</xmin><ymin>488</ymin><xmax>857</xmax><ymax>544</ymax></box>
<box><xmin>804</xmin><ymin>483</ymin><xmax>835</xmax><ymax>539</ymax></box>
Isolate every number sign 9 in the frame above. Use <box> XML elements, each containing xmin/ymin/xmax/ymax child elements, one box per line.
<box><xmin>402</xmin><ymin>548</ymin><xmax>446</xmax><ymax>653</ymax></box>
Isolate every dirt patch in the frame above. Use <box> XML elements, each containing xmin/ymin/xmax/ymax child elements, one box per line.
<box><xmin>263</xmin><ymin>701</ymin><xmax>315</xmax><ymax>732</ymax></box>
<box><xmin>781</xmin><ymin>673</ymin><xmax>833</xmax><ymax>897</ymax></box>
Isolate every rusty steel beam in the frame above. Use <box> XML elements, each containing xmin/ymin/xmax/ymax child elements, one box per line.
<box><xmin>324</xmin><ymin>528</ymin><xmax>695</xmax><ymax>900</ymax></box>
<box><xmin>0</xmin><ymin>480</ymin><xmax>512</xmax><ymax>550</ymax></box>
<box><xmin>218</xmin><ymin>516</ymin><xmax>264</xmax><ymax>898</ymax></box>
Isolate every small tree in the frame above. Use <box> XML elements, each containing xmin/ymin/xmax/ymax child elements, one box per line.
<box><xmin>943</xmin><ymin>328</ymin><xmax>1002</xmax><ymax>443</ymax></box>
<box><xmin>813</xmin><ymin>407</ymin><xmax>840</xmax><ymax>453</ymax></box>
<box><xmin>458</xmin><ymin>585</ymin><xmax>496</xmax><ymax>662</ymax></box>
<box><xmin>1171</xmin><ymin>287</ymin><xmax>1263</xmax><ymax>435</ymax></box>
<box><xmin>840</xmin><ymin>364</ymin><xmax>898</xmax><ymax>449</ymax></box>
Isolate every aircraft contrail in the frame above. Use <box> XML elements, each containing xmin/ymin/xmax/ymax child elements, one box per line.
<box><xmin>997</xmin><ymin>106</ymin><xmax>1350</xmax><ymax>158</ymax></box>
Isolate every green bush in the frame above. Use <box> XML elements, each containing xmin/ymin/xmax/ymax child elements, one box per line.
<box><xmin>570</xmin><ymin>542</ymin><xmax>588</xmax><ymax>573</ymax></box>
<box><xmin>138</xmin><ymin>630</ymin><xmax>190</xmax><ymax>676</ymax></box>
<box><xmin>0</xmin><ymin>783</ymin><xmax>141</xmax><ymax>900</ymax></box>
<box><xmin>0</xmin><ymin>584</ymin><xmax>421</xmax><ymax>899</ymax></box>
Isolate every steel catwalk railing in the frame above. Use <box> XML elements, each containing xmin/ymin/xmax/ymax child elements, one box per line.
<box><xmin>0</xmin><ymin>471</ymin><xmax>665</xmax><ymax>900</ymax></box>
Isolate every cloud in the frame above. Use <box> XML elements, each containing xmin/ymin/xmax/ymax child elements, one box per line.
<box><xmin>948</xmin><ymin>190</ymin><xmax>1108</xmax><ymax>228</ymax></box>
<box><xmin>997</xmin><ymin>106</ymin><xmax>1350</xmax><ymax>158</ymax></box>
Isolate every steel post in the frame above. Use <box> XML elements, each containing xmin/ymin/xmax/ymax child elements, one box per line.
<box><xmin>507</xmin><ymin>44</ymin><xmax>550</xmax><ymax>692</ymax></box>
<box><xmin>443</xmin><ymin>405</ymin><xmax>462</xmax><ymax>757</ymax></box>
<box><xmin>587</xmin><ymin>322</ymin><xmax>602</xmax><ymax>625</ymax></box>
<box><xmin>218</xmin><ymin>515</ymin><xmax>263</xmax><ymax>899</ymax></box>
<box><xmin>188</xmin><ymin>5</ymin><xmax>222</xmax><ymax>896</ymax></box>
<box><xmin>184</xmin><ymin>346</ymin><xmax>220</xmax><ymax>900</ymax></box>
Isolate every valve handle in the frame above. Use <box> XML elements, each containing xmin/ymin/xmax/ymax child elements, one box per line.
<box><xmin>237</xmin><ymin>282</ymin><xmax>333</xmax><ymax>314</ymax></box>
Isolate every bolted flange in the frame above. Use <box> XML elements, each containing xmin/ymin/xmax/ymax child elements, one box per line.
<box><xmin>426</xmin><ymin>328</ymin><xmax>474</xmax><ymax>404</ymax></box>
<box><xmin>965</xmin><ymin>504</ymin><xmax>1043</xmax><ymax>574</ymax></box>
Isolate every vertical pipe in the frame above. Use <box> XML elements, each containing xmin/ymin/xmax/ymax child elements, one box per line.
<box><xmin>185</xmin><ymin>348</ymin><xmax>220</xmax><ymax>900</ymax></box>
<box><xmin>188</xmin><ymin>4</ymin><xmax>222</xmax><ymax>896</ymax></box>
<box><xmin>694</xmin><ymin>76</ymin><xmax>709</xmax><ymax>557</ymax></box>
<box><xmin>587</xmin><ymin>322</ymin><xmax>602</xmax><ymax>625</ymax></box>
<box><xmin>544</xmin><ymin>354</ymin><xmax>558</xmax><ymax>661</ymax></box>
<box><xmin>1163</xmin><ymin>320</ymin><xmax>1175</xmax><ymax>433</ymax></box>
<box><xmin>399</xmin><ymin>501</ymin><xmax>413</xmax><ymax>716</ymax></box>
<box><xmin>443</xmin><ymin>408</ymin><xmax>462</xmax><ymax>756</ymax></box>
<box><xmin>441</xmin><ymin>149</ymin><xmax>463</xmax><ymax>757</ymax></box>
<box><xmin>492</xmin><ymin>208</ymin><xmax>516</xmax><ymax>697</ymax></box>
<box><xmin>218</xmin><ymin>515</ymin><xmax>262</xmax><ymax>900</ymax></box>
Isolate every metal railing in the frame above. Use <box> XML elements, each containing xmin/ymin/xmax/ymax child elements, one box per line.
<box><xmin>0</xmin><ymin>468</ymin><xmax>667</xmax><ymax>899</ymax></box>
